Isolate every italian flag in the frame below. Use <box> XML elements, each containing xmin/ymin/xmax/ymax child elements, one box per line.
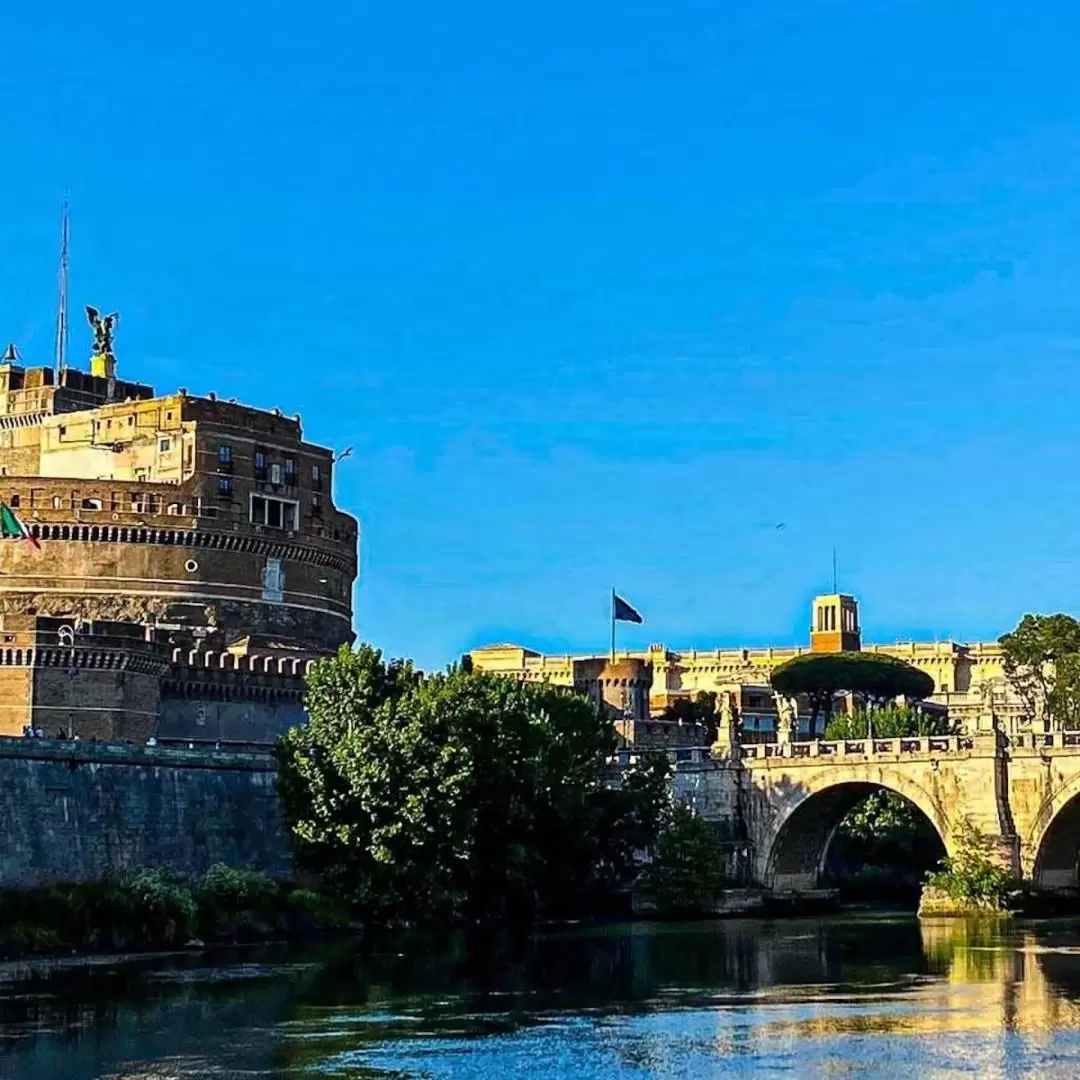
<box><xmin>0</xmin><ymin>504</ymin><xmax>40</xmax><ymax>549</ymax></box>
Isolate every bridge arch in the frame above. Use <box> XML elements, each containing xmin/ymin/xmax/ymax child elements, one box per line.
<box><xmin>755</xmin><ymin>768</ymin><xmax>953</xmax><ymax>891</ymax></box>
<box><xmin>1028</xmin><ymin>776</ymin><xmax>1080</xmax><ymax>890</ymax></box>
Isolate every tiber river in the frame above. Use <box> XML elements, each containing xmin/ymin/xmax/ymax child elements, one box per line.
<box><xmin>5</xmin><ymin>916</ymin><xmax>1080</xmax><ymax>1078</ymax></box>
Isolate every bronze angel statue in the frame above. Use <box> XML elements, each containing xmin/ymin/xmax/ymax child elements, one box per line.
<box><xmin>85</xmin><ymin>306</ymin><xmax>118</xmax><ymax>355</ymax></box>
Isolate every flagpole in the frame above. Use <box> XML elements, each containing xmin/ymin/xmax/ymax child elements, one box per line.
<box><xmin>610</xmin><ymin>588</ymin><xmax>616</xmax><ymax>661</ymax></box>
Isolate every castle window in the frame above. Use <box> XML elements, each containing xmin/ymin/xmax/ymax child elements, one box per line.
<box><xmin>159</xmin><ymin>438</ymin><xmax>171</xmax><ymax>452</ymax></box>
<box><xmin>270</xmin><ymin>463</ymin><xmax>283</xmax><ymax>486</ymax></box>
<box><xmin>250</xmin><ymin>493</ymin><xmax>297</xmax><ymax>530</ymax></box>
<box><xmin>218</xmin><ymin>444</ymin><xmax>232</xmax><ymax>465</ymax></box>
<box><xmin>9</xmin><ymin>494</ymin><xmax>18</xmax><ymax>508</ymax></box>
<box><xmin>59</xmin><ymin>425</ymin><xmax>66</xmax><ymax>437</ymax></box>
<box><xmin>253</xmin><ymin>448</ymin><xmax>268</xmax><ymax>479</ymax></box>
<box><xmin>218</xmin><ymin>475</ymin><xmax>233</xmax><ymax>497</ymax></box>
<box><xmin>311</xmin><ymin>493</ymin><xmax>322</xmax><ymax>516</ymax></box>
<box><xmin>81</xmin><ymin>497</ymin><xmax>103</xmax><ymax>511</ymax></box>
<box><xmin>284</xmin><ymin>457</ymin><xmax>296</xmax><ymax>485</ymax></box>
<box><xmin>311</xmin><ymin>464</ymin><xmax>322</xmax><ymax>490</ymax></box>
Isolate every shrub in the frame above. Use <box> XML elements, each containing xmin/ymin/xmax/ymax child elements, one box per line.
<box><xmin>924</xmin><ymin>820</ymin><xmax>1015</xmax><ymax>910</ymax></box>
<box><xmin>123</xmin><ymin>868</ymin><xmax>198</xmax><ymax>942</ymax></box>
<box><xmin>639</xmin><ymin>806</ymin><xmax>725</xmax><ymax>916</ymax></box>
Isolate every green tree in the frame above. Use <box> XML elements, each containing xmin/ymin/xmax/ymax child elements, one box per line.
<box><xmin>824</xmin><ymin>703</ymin><xmax>955</xmax><ymax>740</ymax></box>
<box><xmin>999</xmin><ymin>613</ymin><xmax>1080</xmax><ymax>729</ymax></box>
<box><xmin>275</xmin><ymin>648</ymin><xmax>671</xmax><ymax>924</ymax></box>
<box><xmin>771</xmin><ymin>652</ymin><xmax>935</xmax><ymax>733</ymax></box>
<box><xmin>639</xmin><ymin>806</ymin><xmax>725</xmax><ymax>915</ymax></box>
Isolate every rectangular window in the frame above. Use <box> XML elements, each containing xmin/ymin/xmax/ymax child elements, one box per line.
<box><xmin>249</xmin><ymin>493</ymin><xmax>298</xmax><ymax>530</ymax></box>
<box><xmin>311</xmin><ymin>493</ymin><xmax>322</xmax><ymax>515</ymax></box>
<box><xmin>270</xmin><ymin>463</ymin><xmax>283</xmax><ymax>486</ymax></box>
<box><xmin>159</xmin><ymin>438</ymin><xmax>171</xmax><ymax>452</ymax></box>
<box><xmin>284</xmin><ymin>457</ymin><xmax>296</xmax><ymax>484</ymax></box>
<box><xmin>218</xmin><ymin>444</ymin><xmax>232</xmax><ymax>465</ymax></box>
<box><xmin>311</xmin><ymin>463</ymin><xmax>322</xmax><ymax>490</ymax></box>
<box><xmin>218</xmin><ymin>475</ymin><xmax>233</xmax><ymax>497</ymax></box>
<box><xmin>254</xmin><ymin>448</ymin><xmax>267</xmax><ymax>477</ymax></box>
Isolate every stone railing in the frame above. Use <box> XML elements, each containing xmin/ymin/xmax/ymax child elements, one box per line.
<box><xmin>740</xmin><ymin>735</ymin><xmax>976</xmax><ymax>761</ymax></box>
<box><xmin>1008</xmin><ymin>731</ymin><xmax>1080</xmax><ymax>752</ymax></box>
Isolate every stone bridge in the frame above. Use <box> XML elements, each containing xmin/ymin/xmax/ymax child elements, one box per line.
<box><xmin>672</xmin><ymin>729</ymin><xmax>1080</xmax><ymax>893</ymax></box>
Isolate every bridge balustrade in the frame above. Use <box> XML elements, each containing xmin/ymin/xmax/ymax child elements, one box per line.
<box><xmin>739</xmin><ymin>735</ymin><xmax>975</xmax><ymax>760</ymax></box>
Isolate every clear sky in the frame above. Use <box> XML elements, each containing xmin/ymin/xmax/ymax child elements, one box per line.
<box><xmin>3</xmin><ymin>1</ymin><xmax>1080</xmax><ymax>668</ymax></box>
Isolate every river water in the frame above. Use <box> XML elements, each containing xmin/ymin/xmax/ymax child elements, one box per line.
<box><xmin>4</xmin><ymin>916</ymin><xmax>1080</xmax><ymax>1078</ymax></box>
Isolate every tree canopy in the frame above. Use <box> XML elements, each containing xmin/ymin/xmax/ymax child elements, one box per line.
<box><xmin>999</xmin><ymin>613</ymin><xmax>1080</xmax><ymax>730</ymax></box>
<box><xmin>275</xmin><ymin>644</ymin><xmax>674</xmax><ymax>924</ymax></box>
<box><xmin>770</xmin><ymin>651</ymin><xmax>935</xmax><ymax>729</ymax></box>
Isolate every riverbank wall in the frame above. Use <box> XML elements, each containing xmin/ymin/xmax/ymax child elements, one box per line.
<box><xmin>0</xmin><ymin>738</ymin><xmax>289</xmax><ymax>888</ymax></box>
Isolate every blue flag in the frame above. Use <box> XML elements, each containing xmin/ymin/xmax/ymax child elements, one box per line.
<box><xmin>613</xmin><ymin>593</ymin><xmax>643</xmax><ymax>624</ymax></box>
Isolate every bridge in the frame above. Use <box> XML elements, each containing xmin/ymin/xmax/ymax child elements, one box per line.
<box><xmin>671</xmin><ymin>722</ymin><xmax>1080</xmax><ymax>894</ymax></box>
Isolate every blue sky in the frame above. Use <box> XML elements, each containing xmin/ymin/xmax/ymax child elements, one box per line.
<box><xmin>3</xmin><ymin>1</ymin><xmax>1080</xmax><ymax>668</ymax></box>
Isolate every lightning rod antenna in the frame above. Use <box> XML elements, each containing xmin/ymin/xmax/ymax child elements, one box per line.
<box><xmin>53</xmin><ymin>193</ymin><xmax>70</xmax><ymax>377</ymax></box>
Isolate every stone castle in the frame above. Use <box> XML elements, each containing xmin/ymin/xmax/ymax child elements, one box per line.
<box><xmin>470</xmin><ymin>592</ymin><xmax>1023</xmax><ymax>743</ymax></box>
<box><xmin>0</xmin><ymin>316</ymin><xmax>357</xmax><ymax>745</ymax></box>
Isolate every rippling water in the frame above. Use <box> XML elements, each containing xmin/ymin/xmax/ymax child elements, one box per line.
<box><xmin>4</xmin><ymin>916</ymin><xmax>1080</xmax><ymax>1078</ymax></box>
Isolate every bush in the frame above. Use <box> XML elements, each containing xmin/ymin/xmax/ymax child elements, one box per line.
<box><xmin>123</xmin><ymin>869</ymin><xmax>198</xmax><ymax>942</ymax></box>
<box><xmin>639</xmin><ymin>806</ymin><xmax>725</xmax><ymax>916</ymax></box>
<box><xmin>924</xmin><ymin>820</ymin><xmax>1015</xmax><ymax>910</ymax></box>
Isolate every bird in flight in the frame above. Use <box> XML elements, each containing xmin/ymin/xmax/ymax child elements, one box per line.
<box><xmin>334</xmin><ymin>447</ymin><xmax>354</xmax><ymax>463</ymax></box>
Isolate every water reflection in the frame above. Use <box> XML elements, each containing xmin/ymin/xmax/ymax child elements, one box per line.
<box><xmin>3</xmin><ymin>919</ymin><xmax>1080</xmax><ymax>1077</ymax></box>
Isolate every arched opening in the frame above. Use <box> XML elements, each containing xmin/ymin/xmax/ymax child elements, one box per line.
<box><xmin>766</xmin><ymin>782</ymin><xmax>947</xmax><ymax>906</ymax></box>
<box><xmin>1033</xmin><ymin>793</ymin><xmax>1080</xmax><ymax>891</ymax></box>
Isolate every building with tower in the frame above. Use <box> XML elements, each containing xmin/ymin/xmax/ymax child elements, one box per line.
<box><xmin>0</xmin><ymin>313</ymin><xmax>357</xmax><ymax>745</ymax></box>
<box><xmin>469</xmin><ymin>592</ymin><xmax>1024</xmax><ymax>744</ymax></box>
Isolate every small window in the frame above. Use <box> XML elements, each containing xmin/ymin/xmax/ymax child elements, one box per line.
<box><xmin>218</xmin><ymin>475</ymin><xmax>233</xmax><ymax>496</ymax></box>
<box><xmin>59</xmin><ymin>425</ymin><xmax>66</xmax><ymax>437</ymax></box>
<box><xmin>159</xmin><ymin>438</ymin><xmax>171</xmax><ymax>452</ymax></box>
<box><xmin>254</xmin><ymin>448</ymin><xmax>267</xmax><ymax>472</ymax></box>
<box><xmin>81</xmin><ymin>497</ymin><xmax>103</xmax><ymax>511</ymax></box>
<box><xmin>269</xmin><ymin>463</ymin><xmax>282</xmax><ymax>485</ymax></box>
<box><xmin>10</xmin><ymin>494</ymin><xmax>19</xmax><ymax>508</ymax></box>
<box><xmin>52</xmin><ymin>496</ymin><xmax>62</xmax><ymax>509</ymax></box>
<box><xmin>311</xmin><ymin>493</ymin><xmax>322</xmax><ymax>515</ymax></box>
<box><xmin>218</xmin><ymin>444</ymin><xmax>232</xmax><ymax>465</ymax></box>
<box><xmin>166</xmin><ymin>502</ymin><xmax>182</xmax><ymax>515</ymax></box>
<box><xmin>311</xmin><ymin>463</ymin><xmax>322</xmax><ymax>490</ymax></box>
<box><xmin>128</xmin><ymin>416</ymin><xmax>134</xmax><ymax>426</ymax></box>
<box><xmin>284</xmin><ymin>457</ymin><xmax>296</xmax><ymax>484</ymax></box>
<box><xmin>166</xmin><ymin>411</ymin><xmax>173</xmax><ymax>421</ymax></box>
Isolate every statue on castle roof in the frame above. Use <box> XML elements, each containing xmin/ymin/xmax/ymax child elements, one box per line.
<box><xmin>85</xmin><ymin>306</ymin><xmax>118</xmax><ymax>356</ymax></box>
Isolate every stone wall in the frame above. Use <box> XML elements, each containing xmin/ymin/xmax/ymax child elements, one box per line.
<box><xmin>0</xmin><ymin>738</ymin><xmax>290</xmax><ymax>888</ymax></box>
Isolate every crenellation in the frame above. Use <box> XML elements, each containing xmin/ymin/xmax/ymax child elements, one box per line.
<box><xmin>0</xmin><ymin>322</ymin><xmax>358</xmax><ymax>746</ymax></box>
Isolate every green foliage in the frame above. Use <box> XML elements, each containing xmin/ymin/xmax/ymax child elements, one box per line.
<box><xmin>276</xmin><ymin>645</ymin><xmax>672</xmax><ymax>924</ymax></box>
<box><xmin>824</xmin><ymin>704</ymin><xmax>955</xmax><ymax>740</ymax></box>
<box><xmin>924</xmin><ymin>819</ymin><xmax>1015</xmax><ymax>909</ymax></box>
<box><xmin>639</xmin><ymin>806</ymin><xmax>725</xmax><ymax>915</ymax></box>
<box><xmin>0</xmin><ymin>867</ymin><xmax>347</xmax><ymax>957</ymax></box>
<box><xmin>999</xmin><ymin>613</ymin><xmax>1080</xmax><ymax>729</ymax></box>
<box><xmin>771</xmin><ymin>652</ymin><xmax>935</xmax><ymax>730</ymax></box>
<box><xmin>123</xmin><ymin>868</ymin><xmax>199</xmax><ymax>941</ymax></box>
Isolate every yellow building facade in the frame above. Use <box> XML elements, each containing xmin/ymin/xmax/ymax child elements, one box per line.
<box><xmin>469</xmin><ymin>593</ymin><xmax>1022</xmax><ymax>739</ymax></box>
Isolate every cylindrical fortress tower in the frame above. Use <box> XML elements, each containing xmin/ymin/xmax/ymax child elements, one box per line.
<box><xmin>0</xmin><ymin>380</ymin><xmax>356</xmax><ymax>652</ymax></box>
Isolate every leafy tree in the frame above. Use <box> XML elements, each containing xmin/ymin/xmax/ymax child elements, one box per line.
<box><xmin>275</xmin><ymin>647</ymin><xmax>671</xmax><ymax>924</ymax></box>
<box><xmin>770</xmin><ymin>652</ymin><xmax>935</xmax><ymax>733</ymax></box>
<box><xmin>639</xmin><ymin>806</ymin><xmax>725</xmax><ymax>915</ymax></box>
<box><xmin>999</xmin><ymin>613</ymin><xmax>1080</xmax><ymax>729</ymax></box>
<box><xmin>824</xmin><ymin>704</ymin><xmax>955</xmax><ymax>740</ymax></box>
